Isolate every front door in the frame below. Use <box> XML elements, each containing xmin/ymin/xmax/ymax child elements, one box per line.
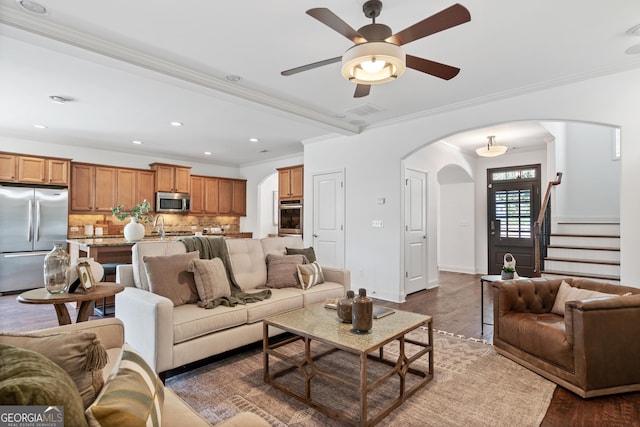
<box><xmin>487</xmin><ymin>165</ymin><xmax>541</xmax><ymax>277</ymax></box>
<box><xmin>312</xmin><ymin>171</ymin><xmax>345</xmax><ymax>269</ymax></box>
<box><xmin>404</xmin><ymin>169</ymin><xmax>428</xmax><ymax>295</ymax></box>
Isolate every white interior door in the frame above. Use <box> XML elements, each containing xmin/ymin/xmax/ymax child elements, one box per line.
<box><xmin>404</xmin><ymin>169</ymin><xmax>428</xmax><ymax>295</ymax></box>
<box><xmin>312</xmin><ymin>171</ymin><xmax>345</xmax><ymax>268</ymax></box>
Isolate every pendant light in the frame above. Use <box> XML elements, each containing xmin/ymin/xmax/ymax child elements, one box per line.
<box><xmin>476</xmin><ymin>135</ymin><xmax>508</xmax><ymax>157</ymax></box>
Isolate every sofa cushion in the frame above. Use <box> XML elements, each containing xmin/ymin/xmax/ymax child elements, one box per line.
<box><xmin>0</xmin><ymin>344</ymin><xmax>88</xmax><ymax>427</ymax></box>
<box><xmin>288</xmin><ymin>282</ymin><xmax>346</xmax><ymax>306</ymax></box>
<box><xmin>261</xmin><ymin>236</ymin><xmax>303</xmax><ymax>257</ymax></box>
<box><xmin>173</xmin><ymin>304</ymin><xmax>248</xmax><ymax>344</ymax></box>
<box><xmin>551</xmin><ymin>280</ymin><xmax>619</xmax><ymax>316</ymax></box>
<box><xmin>297</xmin><ymin>261</ymin><xmax>324</xmax><ymax>289</ymax></box>
<box><xmin>286</xmin><ymin>246</ymin><xmax>317</xmax><ymax>263</ymax></box>
<box><xmin>186</xmin><ymin>257</ymin><xmax>232</xmax><ymax>304</ymax></box>
<box><xmin>244</xmin><ymin>288</ymin><xmax>303</xmax><ymax>323</ymax></box>
<box><xmin>86</xmin><ymin>344</ymin><xmax>164</xmax><ymax>427</ymax></box>
<box><xmin>0</xmin><ymin>330</ymin><xmax>108</xmax><ymax>409</ymax></box>
<box><xmin>132</xmin><ymin>241</ymin><xmax>186</xmax><ymax>290</ymax></box>
<box><xmin>225</xmin><ymin>239</ymin><xmax>268</xmax><ymax>290</ymax></box>
<box><xmin>266</xmin><ymin>254</ymin><xmax>307</xmax><ymax>288</ymax></box>
<box><xmin>144</xmin><ymin>251</ymin><xmax>200</xmax><ymax>306</ymax></box>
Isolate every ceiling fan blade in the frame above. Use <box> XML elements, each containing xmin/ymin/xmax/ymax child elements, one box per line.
<box><xmin>386</xmin><ymin>3</ymin><xmax>471</xmax><ymax>46</ymax></box>
<box><xmin>354</xmin><ymin>84</ymin><xmax>371</xmax><ymax>98</ymax></box>
<box><xmin>307</xmin><ymin>8</ymin><xmax>366</xmax><ymax>44</ymax></box>
<box><xmin>406</xmin><ymin>55</ymin><xmax>460</xmax><ymax>80</ymax></box>
<box><xmin>281</xmin><ymin>56</ymin><xmax>342</xmax><ymax>76</ymax></box>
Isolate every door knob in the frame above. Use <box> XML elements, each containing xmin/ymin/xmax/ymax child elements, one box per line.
<box><xmin>313</xmin><ymin>234</ymin><xmax>318</xmax><ymax>238</ymax></box>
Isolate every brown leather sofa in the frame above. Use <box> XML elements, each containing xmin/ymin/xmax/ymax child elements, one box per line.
<box><xmin>492</xmin><ymin>277</ymin><xmax>640</xmax><ymax>398</ymax></box>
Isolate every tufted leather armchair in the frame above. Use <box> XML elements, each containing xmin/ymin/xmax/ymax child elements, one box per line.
<box><xmin>492</xmin><ymin>277</ymin><xmax>640</xmax><ymax>398</ymax></box>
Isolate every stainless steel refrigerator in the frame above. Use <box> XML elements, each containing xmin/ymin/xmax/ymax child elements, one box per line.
<box><xmin>0</xmin><ymin>185</ymin><xmax>68</xmax><ymax>294</ymax></box>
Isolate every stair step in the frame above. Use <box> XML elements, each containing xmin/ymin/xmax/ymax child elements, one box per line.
<box><xmin>546</xmin><ymin>247</ymin><xmax>620</xmax><ymax>262</ymax></box>
<box><xmin>547</xmin><ymin>245</ymin><xmax>620</xmax><ymax>251</ymax></box>
<box><xmin>542</xmin><ymin>270</ymin><xmax>621</xmax><ymax>283</ymax></box>
<box><xmin>555</xmin><ymin>222</ymin><xmax>620</xmax><ymax>235</ymax></box>
<box><xmin>549</xmin><ymin>235</ymin><xmax>620</xmax><ymax>248</ymax></box>
<box><xmin>544</xmin><ymin>259</ymin><xmax>620</xmax><ymax>276</ymax></box>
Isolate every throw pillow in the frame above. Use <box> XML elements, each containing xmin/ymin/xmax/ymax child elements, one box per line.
<box><xmin>86</xmin><ymin>344</ymin><xmax>164</xmax><ymax>427</ymax></box>
<box><xmin>297</xmin><ymin>261</ymin><xmax>325</xmax><ymax>290</ymax></box>
<box><xmin>266</xmin><ymin>254</ymin><xmax>307</xmax><ymax>288</ymax></box>
<box><xmin>0</xmin><ymin>344</ymin><xmax>88</xmax><ymax>427</ymax></box>
<box><xmin>286</xmin><ymin>246</ymin><xmax>317</xmax><ymax>263</ymax></box>
<box><xmin>185</xmin><ymin>257</ymin><xmax>232</xmax><ymax>304</ymax></box>
<box><xmin>143</xmin><ymin>251</ymin><xmax>200</xmax><ymax>306</ymax></box>
<box><xmin>0</xmin><ymin>330</ymin><xmax>109</xmax><ymax>409</ymax></box>
<box><xmin>551</xmin><ymin>280</ymin><xmax>619</xmax><ymax>316</ymax></box>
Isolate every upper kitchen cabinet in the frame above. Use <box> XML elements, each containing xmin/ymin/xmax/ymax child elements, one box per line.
<box><xmin>150</xmin><ymin>163</ymin><xmax>191</xmax><ymax>193</ymax></box>
<box><xmin>216</xmin><ymin>178</ymin><xmax>246</xmax><ymax>216</ymax></box>
<box><xmin>278</xmin><ymin>165</ymin><xmax>303</xmax><ymax>200</ymax></box>
<box><xmin>116</xmin><ymin>168</ymin><xmax>155</xmax><ymax>209</ymax></box>
<box><xmin>190</xmin><ymin>175</ymin><xmax>205</xmax><ymax>214</ymax></box>
<box><xmin>0</xmin><ymin>152</ymin><xmax>70</xmax><ymax>186</ymax></box>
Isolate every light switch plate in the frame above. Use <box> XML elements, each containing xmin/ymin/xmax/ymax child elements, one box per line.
<box><xmin>371</xmin><ymin>220</ymin><xmax>383</xmax><ymax>228</ymax></box>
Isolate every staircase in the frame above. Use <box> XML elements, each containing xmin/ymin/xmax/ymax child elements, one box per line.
<box><xmin>542</xmin><ymin>222</ymin><xmax>620</xmax><ymax>283</ymax></box>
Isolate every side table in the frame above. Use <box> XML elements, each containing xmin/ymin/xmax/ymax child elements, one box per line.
<box><xmin>17</xmin><ymin>283</ymin><xmax>124</xmax><ymax>326</ymax></box>
<box><xmin>479</xmin><ymin>275</ymin><xmax>527</xmax><ymax>335</ymax></box>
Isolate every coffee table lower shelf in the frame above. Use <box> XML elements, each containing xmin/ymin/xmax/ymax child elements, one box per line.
<box><xmin>263</xmin><ymin>310</ymin><xmax>433</xmax><ymax>427</ymax></box>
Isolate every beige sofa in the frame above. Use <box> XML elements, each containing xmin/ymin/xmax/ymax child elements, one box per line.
<box><xmin>2</xmin><ymin>318</ymin><xmax>268</xmax><ymax>426</ymax></box>
<box><xmin>116</xmin><ymin>236</ymin><xmax>350</xmax><ymax>375</ymax></box>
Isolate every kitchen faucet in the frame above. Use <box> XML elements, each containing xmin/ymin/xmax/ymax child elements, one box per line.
<box><xmin>153</xmin><ymin>214</ymin><xmax>165</xmax><ymax>240</ymax></box>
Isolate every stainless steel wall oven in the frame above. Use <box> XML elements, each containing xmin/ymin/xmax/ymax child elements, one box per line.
<box><xmin>278</xmin><ymin>200</ymin><xmax>302</xmax><ymax>236</ymax></box>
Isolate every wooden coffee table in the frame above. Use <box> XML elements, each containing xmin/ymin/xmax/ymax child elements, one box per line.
<box><xmin>17</xmin><ymin>282</ymin><xmax>124</xmax><ymax>325</ymax></box>
<box><xmin>263</xmin><ymin>304</ymin><xmax>433</xmax><ymax>426</ymax></box>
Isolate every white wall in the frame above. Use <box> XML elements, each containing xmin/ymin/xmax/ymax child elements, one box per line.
<box><xmin>256</xmin><ymin>172</ymin><xmax>278</xmax><ymax>238</ymax></box>
<box><xmin>304</xmin><ymin>68</ymin><xmax>640</xmax><ymax>301</ymax></box>
<box><xmin>438</xmin><ymin>182</ymin><xmax>475</xmax><ymax>274</ymax></box>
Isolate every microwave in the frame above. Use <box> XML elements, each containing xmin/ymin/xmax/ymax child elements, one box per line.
<box><xmin>155</xmin><ymin>192</ymin><xmax>190</xmax><ymax>213</ymax></box>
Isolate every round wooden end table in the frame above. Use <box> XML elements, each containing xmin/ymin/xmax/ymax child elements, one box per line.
<box><xmin>17</xmin><ymin>282</ymin><xmax>124</xmax><ymax>325</ymax></box>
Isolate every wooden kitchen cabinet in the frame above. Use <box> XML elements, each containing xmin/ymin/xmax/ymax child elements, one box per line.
<box><xmin>70</xmin><ymin>164</ymin><xmax>95</xmax><ymax>211</ymax></box>
<box><xmin>0</xmin><ymin>152</ymin><xmax>69</xmax><ymax>185</ymax></box>
<box><xmin>150</xmin><ymin>163</ymin><xmax>191</xmax><ymax>193</ymax></box>
<box><xmin>204</xmin><ymin>177</ymin><xmax>220</xmax><ymax>214</ymax></box>
<box><xmin>71</xmin><ymin>163</ymin><xmax>143</xmax><ymax>213</ymax></box>
<box><xmin>190</xmin><ymin>175</ymin><xmax>205</xmax><ymax>214</ymax></box>
<box><xmin>136</xmin><ymin>170</ymin><xmax>155</xmax><ymax>208</ymax></box>
<box><xmin>94</xmin><ymin>166</ymin><xmax>117</xmax><ymax>211</ymax></box>
<box><xmin>218</xmin><ymin>178</ymin><xmax>246</xmax><ymax>215</ymax></box>
<box><xmin>115</xmin><ymin>168</ymin><xmax>154</xmax><ymax>209</ymax></box>
<box><xmin>278</xmin><ymin>165</ymin><xmax>303</xmax><ymax>200</ymax></box>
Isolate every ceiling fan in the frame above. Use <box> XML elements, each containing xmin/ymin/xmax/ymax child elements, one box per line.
<box><xmin>281</xmin><ymin>1</ymin><xmax>471</xmax><ymax>98</ymax></box>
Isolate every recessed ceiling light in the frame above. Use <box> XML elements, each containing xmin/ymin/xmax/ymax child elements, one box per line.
<box><xmin>16</xmin><ymin>0</ymin><xmax>48</xmax><ymax>15</ymax></box>
<box><xmin>226</xmin><ymin>75</ymin><xmax>241</xmax><ymax>82</ymax></box>
<box><xmin>170</xmin><ymin>121</ymin><xmax>183</xmax><ymax>127</ymax></box>
<box><xmin>249</xmin><ymin>138</ymin><xmax>260</xmax><ymax>143</ymax></box>
<box><xmin>33</xmin><ymin>124</ymin><xmax>47</xmax><ymax>129</ymax></box>
<box><xmin>335</xmin><ymin>113</ymin><xmax>346</xmax><ymax>119</ymax></box>
<box><xmin>204</xmin><ymin>151</ymin><xmax>212</xmax><ymax>156</ymax></box>
<box><xmin>132</xmin><ymin>140</ymin><xmax>143</xmax><ymax>145</ymax></box>
<box><xmin>49</xmin><ymin>95</ymin><xmax>69</xmax><ymax>104</ymax></box>
<box><xmin>257</xmin><ymin>149</ymin><xmax>269</xmax><ymax>153</ymax></box>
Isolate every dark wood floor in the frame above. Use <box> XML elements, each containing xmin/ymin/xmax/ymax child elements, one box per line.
<box><xmin>2</xmin><ymin>271</ymin><xmax>639</xmax><ymax>426</ymax></box>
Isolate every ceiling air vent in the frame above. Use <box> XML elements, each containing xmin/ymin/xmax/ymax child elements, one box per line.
<box><xmin>344</xmin><ymin>103</ymin><xmax>384</xmax><ymax>117</ymax></box>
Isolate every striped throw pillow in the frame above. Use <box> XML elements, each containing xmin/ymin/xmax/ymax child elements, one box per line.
<box><xmin>86</xmin><ymin>344</ymin><xmax>164</xmax><ymax>427</ymax></box>
<box><xmin>297</xmin><ymin>261</ymin><xmax>325</xmax><ymax>290</ymax></box>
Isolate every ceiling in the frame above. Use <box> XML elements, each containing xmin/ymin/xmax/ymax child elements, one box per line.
<box><xmin>1</xmin><ymin>0</ymin><xmax>640</xmax><ymax>166</ymax></box>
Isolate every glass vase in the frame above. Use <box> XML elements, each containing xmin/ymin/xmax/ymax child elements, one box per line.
<box><xmin>44</xmin><ymin>243</ymin><xmax>70</xmax><ymax>294</ymax></box>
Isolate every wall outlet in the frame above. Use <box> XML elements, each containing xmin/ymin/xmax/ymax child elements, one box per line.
<box><xmin>70</xmin><ymin>226</ymin><xmax>79</xmax><ymax>232</ymax></box>
<box><xmin>191</xmin><ymin>225</ymin><xmax>197</xmax><ymax>230</ymax></box>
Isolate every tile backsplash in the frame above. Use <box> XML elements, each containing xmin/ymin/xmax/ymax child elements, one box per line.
<box><xmin>68</xmin><ymin>213</ymin><xmax>240</xmax><ymax>238</ymax></box>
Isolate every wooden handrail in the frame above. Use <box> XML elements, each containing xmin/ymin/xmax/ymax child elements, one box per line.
<box><xmin>533</xmin><ymin>172</ymin><xmax>563</xmax><ymax>275</ymax></box>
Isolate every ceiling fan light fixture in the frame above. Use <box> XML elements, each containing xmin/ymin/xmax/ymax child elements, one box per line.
<box><xmin>476</xmin><ymin>135</ymin><xmax>508</xmax><ymax>157</ymax></box>
<box><xmin>341</xmin><ymin>42</ymin><xmax>405</xmax><ymax>85</ymax></box>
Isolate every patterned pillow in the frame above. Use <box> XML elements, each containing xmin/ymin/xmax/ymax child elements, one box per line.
<box><xmin>0</xmin><ymin>344</ymin><xmax>88</xmax><ymax>427</ymax></box>
<box><xmin>297</xmin><ymin>262</ymin><xmax>325</xmax><ymax>290</ymax></box>
<box><xmin>0</xmin><ymin>330</ymin><xmax>108</xmax><ymax>409</ymax></box>
<box><xmin>86</xmin><ymin>344</ymin><xmax>164</xmax><ymax>427</ymax></box>
<box><xmin>143</xmin><ymin>251</ymin><xmax>200</xmax><ymax>306</ymax></box>
<box><xmin>185</xmin><ymin>257</ymin><xmax>232</xmax><ymax>304</ymax></box>
<box><xmin>286</xmin><ymin>246</ymin><xmax>317</xmax><ymax>263</ymax></box>
<box><xmin>266</xmin><ymin>254</ymin><xmax>307</xmax><ymax>288</ymax></box>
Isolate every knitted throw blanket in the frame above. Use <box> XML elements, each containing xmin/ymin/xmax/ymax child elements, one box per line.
<box><xmin>179</xmin><ymin>236</ymin><xmax>271</xmax><ymax>309</ymax></box>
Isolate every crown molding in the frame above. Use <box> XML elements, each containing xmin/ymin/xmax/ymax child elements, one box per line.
<box><xmin>0</xmin><ymin>6</ymin><xmax>359</xmax><ymax>136</ymax></box>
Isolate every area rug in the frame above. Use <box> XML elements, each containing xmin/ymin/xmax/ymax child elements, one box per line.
<box><xmin>167</xmin><ymin>329</ymin><xmax>555</xmax><ymax>426</ymax></box>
